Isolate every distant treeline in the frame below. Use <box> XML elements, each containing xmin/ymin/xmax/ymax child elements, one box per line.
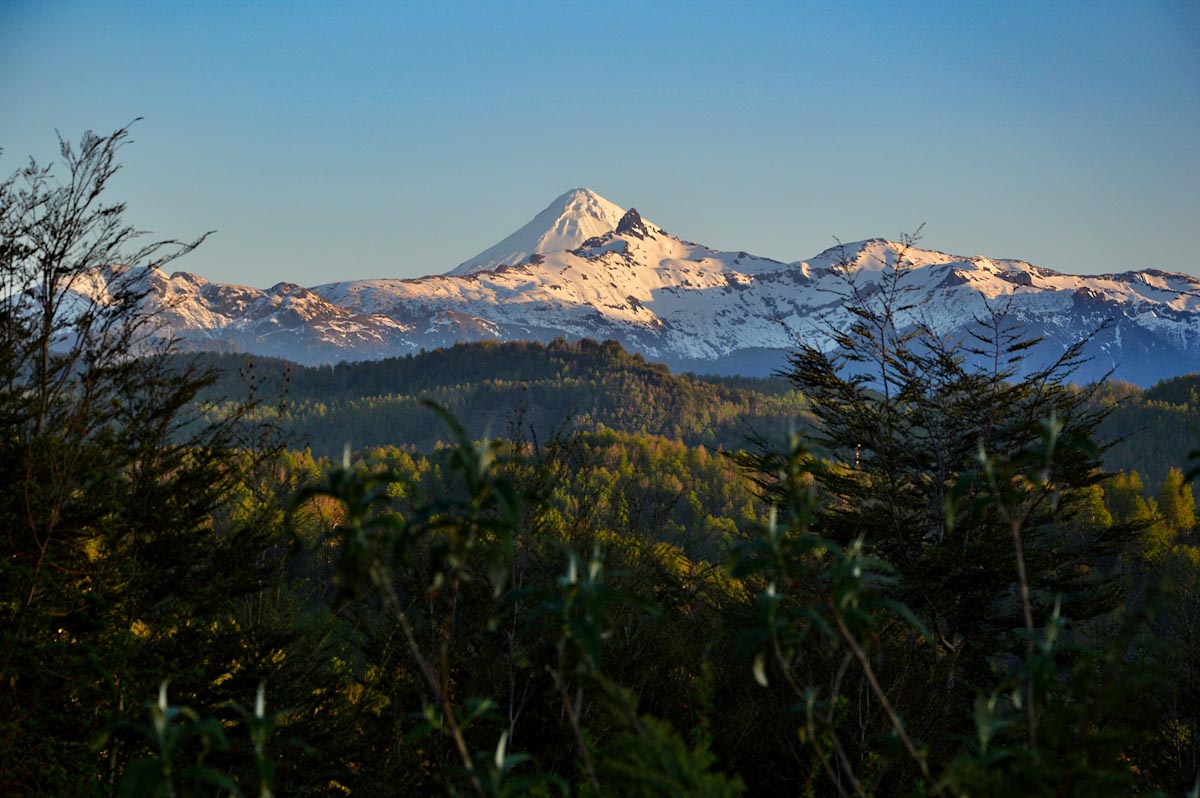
<box><xmin>183</xmin><ymin>338</ymin><xmax>810</xmax><ymax>457</ymax></box>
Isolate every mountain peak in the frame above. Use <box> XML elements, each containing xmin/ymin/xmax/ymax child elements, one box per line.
<box><xmin>615</xmin><ymin>208</ymin><xmax>650</xmax><ymax>238</ymax></box>
<box><xmin>448</xmin><ymin>188</ymin><xmax>627</xmax><ymax>276</ymax></box>
<box><xmin>553</xmin><ymin>187</ymin><xmax>606</xmax><ymax>204</ymax></box>
<box><xmin>803</xmin><ymin>238</ymin><xmax>948</xmax><ymax>274</ymax></box>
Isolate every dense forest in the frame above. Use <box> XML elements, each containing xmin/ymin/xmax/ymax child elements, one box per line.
<box><xmin>1094</xmin><ymin>375</ymin><xmax>1200</xmax><ymax>489</ymax></box>
<box><xmin>184</xmin><ymin>340</ymin><xmax>809</xmax><ymax>457</ymax></box>
<box><xmin>5</xmin><ymin>127</ymin><xmax>1200</xmax><ymax>796</ymax></box>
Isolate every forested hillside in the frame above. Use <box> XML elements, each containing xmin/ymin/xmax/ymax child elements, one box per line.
<box><xmin>186</xmin><ymin>340</ymin><xmax>808</xmax><ymax>457</ymax></box>
<box><xmin>186</xmin><ymin>339</ymin><xmax>1200</xmax><ymax>497</ymax></box>
<box><xmin>1096</xmin><ymin>375</ymin><xmax>1200</xmax><ymax>489</ymax></box>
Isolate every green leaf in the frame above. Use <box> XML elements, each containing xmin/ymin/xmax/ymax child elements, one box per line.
<box><xmin>116</xmin><ymin>759</ymin><xmax>166</xmax><ymax>798</ymax></box>
<box><xmin>880</xmin><ymin>598</ymin><xmax>933</xmax><ymax>645</ymax></box>
<box><xmin>752</xmin><ymin>652</ymin><xmax>769</xmax><ymax>687</ymax></box>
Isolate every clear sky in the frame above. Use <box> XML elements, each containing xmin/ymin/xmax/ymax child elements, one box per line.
<box><xmin>2</xmin><ymin>0</ymin><xmax>1197</xmax><ymax>286</ymax></box>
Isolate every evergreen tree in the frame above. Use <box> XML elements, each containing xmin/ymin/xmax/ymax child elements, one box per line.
<box><xmin>0</xmin><ymin>125</ymin><xmax>291</xmax><ymax>793</ymax></box>
<box><xmin>758</xmin><ymin>236</ymin><xmax>1134</xmax><ymax>782</ymax></box>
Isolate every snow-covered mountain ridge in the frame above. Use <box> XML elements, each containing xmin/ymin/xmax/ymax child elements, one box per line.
<box><xmin>82</xmin><ymin>189</ymin><xmax>1200</xmax><ymax>385</ymax></box>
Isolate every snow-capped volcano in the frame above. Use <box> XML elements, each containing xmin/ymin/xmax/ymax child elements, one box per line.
<box><xmin>99</xmin><ymin>189</ymin><xmax>1200</xmax><ymax>385</ymax></box>
<box><xmin>447</xmin><ymin>188</ymin><xmax>629</xmax><ymax>276</ymax></box>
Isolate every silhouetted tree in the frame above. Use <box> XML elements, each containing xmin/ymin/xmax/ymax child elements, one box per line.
<box><xmin>0</xmin><ymin>124</ymin><xmax>287</xmax><ymax>793</ymax></box>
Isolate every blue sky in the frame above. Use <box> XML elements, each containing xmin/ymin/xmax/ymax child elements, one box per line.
<box><xmin>1</xmin><ymin>0</ymin><xmax>1197</xmax><ymax>286</ymax></box>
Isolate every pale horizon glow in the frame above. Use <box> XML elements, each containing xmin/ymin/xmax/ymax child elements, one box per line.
<box><xmin>1</xmin><ymin>0</ymin><xmax>1197</xmax><ymax>288</ymax></box>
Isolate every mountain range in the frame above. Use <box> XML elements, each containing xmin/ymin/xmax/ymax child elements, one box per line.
<box><xmin>79</xmin><ymin>188</ymin><xmax>1200</xmax><ymax>385</ymax></box>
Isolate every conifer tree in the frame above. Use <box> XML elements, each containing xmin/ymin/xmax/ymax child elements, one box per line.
<box><xmin>0</xmin><ymin>125</ymin><xmax>287</xmax><ymax>793</ymax></box>
<box><xmin>759</xmin><ymin>236</ymin><xmax>1134</xmax><ymax>780</ymax></box>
